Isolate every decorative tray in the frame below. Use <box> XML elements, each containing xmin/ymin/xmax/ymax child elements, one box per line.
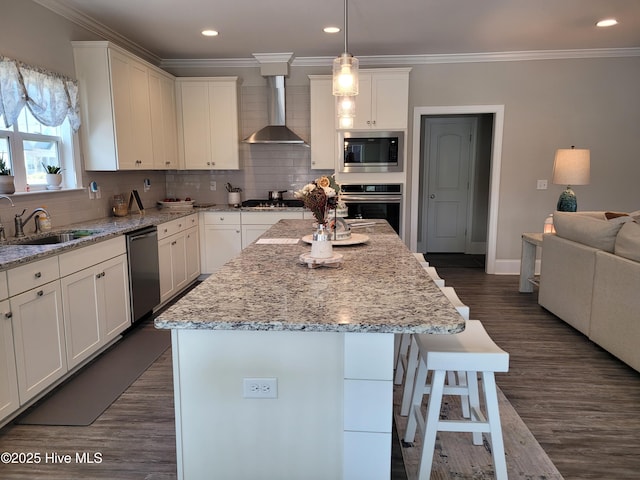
<box><xmin>299</xmin><ymin>252</ymin><xmax>344</xmax><ymax>268</ymax></box>
<box><xmin>301</xmin><ymin>233</ymin><xmax>369</xmax><ymax>246</ymax></box>
<box><xmin>157</xmin><ymin>200</ymin><xmax>194</xmax><ymax>210</ymax></box>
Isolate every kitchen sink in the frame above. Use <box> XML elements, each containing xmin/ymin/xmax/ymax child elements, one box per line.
<box><xmin>13</xmin><ymin>230</ymin><xmax>97</xmax><ymax>245</ymax></box>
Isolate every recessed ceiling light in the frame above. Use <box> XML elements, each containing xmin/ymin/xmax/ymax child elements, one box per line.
<box><xmin>324</xmin><ymin>26</ymin><xmax>341</xmax><ymax>34</ymax></box>
<box><xmin>596</xmin><ymin>18</ymin><xmax>618</xmax><ymax>27</ymax></box>
<box><xmin>201</xmin><ymin>29</ymin><xmax>219</xmax><ymax>37</ymax></box>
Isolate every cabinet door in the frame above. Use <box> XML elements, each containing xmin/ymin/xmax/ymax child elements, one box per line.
<box><xmin>158</xmin><ymin>236</ymin><xmax>175</xmax><ymax>304</ymax></box>
<box><xmin>99</xmin><ymin>255</ymin><xmax>131</xmax><ymax>342</ymax></box>
<box><xmin>11</xmin><ymin>281</ymin><xmax>67</xmax><ymax>404</ymax></box>
<box><xmin>0</xmin><ymin>299</ymin><xmax>19</xmax><ymax>421</ymax></box>
<box><xmin>181</xmin><ymin>82</ymin><xmax>213</xmax><ymax>169</ymax></box>
<box><xmin>371</xmin><ymin>73</ymin><xmax>409</xmax><ymax>130</ymax></box>
<box><xmin>185</xmin><ymin>226</ymin><xmax>200</xmax><ymax>282</ymax></box>
<box><xmin>203</xmin><ymin>225</ymin><xmax>242</xmax><ymax>274</ymax></box>
<box><xmin>352</xmin><ymin>74</ymin><xmax>373</xmax><ymax>130</ymax></box>
<box><xmin>241</xmin><ymin>225</ymin><xmax>270</xmax><ymax>249</ymax></box>
<box><xmin>150</xmin><ymin>71</ymin><xmax>179</xmax><ymax>170</ymax></box>
<box><xmin>129</xmin><ymin>59</ymin><xmax>153</xmax><ymax>168</ymax></box>
<box><xmin>209</xmin><ymin>81</ymin><xmax>239</xmax><ymax>170</ymax></box>
<box><xmin>309</xmin><ymin>77</ymin><xmax>337</xmax><ymax>170</ymax></box>
<box><xmin>171</xmin><ymin>233</ymin><xmax>188</xmax><ymax>295</ymax></box>
<box><xmin>60</xmin><ymin>268</ymin><xmax>101</xmax><ymax>369</ymax></box>
<box><xmin>109</xmin><ymin>50</ymin><xmax>136</xmax><ymax>169</ymax></box>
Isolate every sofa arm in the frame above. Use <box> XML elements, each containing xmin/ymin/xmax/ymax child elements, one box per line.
<box><xmin>539</xmin><ymin>234</ymin><xmax>598</xmax><ymax>335</ymax></box>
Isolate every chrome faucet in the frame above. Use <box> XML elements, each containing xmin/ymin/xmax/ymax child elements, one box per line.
<box><xmin>14</xmin><ymin>207</ymin><xmax>50</xmax><ymax>237</ymax></box>
<box><xmin>0</xmin><ymin>195</ymin><xmax>14</xmax><ymax>241</ymax></box>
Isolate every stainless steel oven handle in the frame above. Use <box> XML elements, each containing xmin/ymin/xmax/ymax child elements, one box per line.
<box><xmin>341</xmin><ymin>195</ymin><xmax>403</xmax><ymax>202</ymax></box>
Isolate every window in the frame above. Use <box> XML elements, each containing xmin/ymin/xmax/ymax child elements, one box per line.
<box><xmin>0</xmin><ymin>55</ymin><xmax>81</xmax><ymax>193</ymax></box>
<box><xmin>1</xmin><ymin>109</ymin><xmax>75</xmax><ymax>191</ymax></box>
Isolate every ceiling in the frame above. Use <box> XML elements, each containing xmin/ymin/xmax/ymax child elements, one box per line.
<box><xmin>35</xmin><ymin>0</ymin><xmax>640</xmax><ymax>64</ymax></box>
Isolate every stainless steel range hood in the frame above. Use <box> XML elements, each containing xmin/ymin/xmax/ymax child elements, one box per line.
<box><xmin>243</xmin><ymin>54</ymin><xmax>308</xmax><ymax>145</ymax></box>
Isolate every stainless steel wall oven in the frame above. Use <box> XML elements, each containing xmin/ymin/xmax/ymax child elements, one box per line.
<box><xmin>340</xmin><ymin>184</ymin><xmax>403</xmax><ymax>235</ymax></box>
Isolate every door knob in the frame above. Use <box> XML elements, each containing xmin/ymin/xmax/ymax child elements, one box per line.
<box><xmin>429</xmin><ymin>194</ymin><xmax>436</xmax><ymax>199</ymax></box>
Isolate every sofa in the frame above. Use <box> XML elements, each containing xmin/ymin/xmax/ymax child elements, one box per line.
<box><xmin>538</xmin><ymin>210</ymin><xmax>640</xmax><ymax>372</ymax></box>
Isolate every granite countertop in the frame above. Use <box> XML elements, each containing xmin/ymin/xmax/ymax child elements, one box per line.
<box><xmin>155</xmin><ymin>219</ymin><xmax>466</xmax><ymax>335</ymax></box>
<box><xmin>0</xmin><ymin>208</ymin><xmax>199</xmax><ymax>270</ymax></box>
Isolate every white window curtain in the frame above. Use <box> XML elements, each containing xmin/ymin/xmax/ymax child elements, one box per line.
<box><xmin>0</xmin><ymin>56</ymin><xmax>80</xmax><ymax>132</ymax></box>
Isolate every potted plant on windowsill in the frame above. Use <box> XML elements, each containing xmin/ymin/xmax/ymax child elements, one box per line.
<box><xmin>0</xmin><ymin>155</ymin><xmax>15</xmax><ymax>194</ymax></box>
<box><xmin>42</xmin><ymin>163</ymin><xmax>63</xmax><ymax>190</ymax></box>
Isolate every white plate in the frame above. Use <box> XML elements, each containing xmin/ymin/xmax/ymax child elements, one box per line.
<box><xmin>301</xmin><ymin>233</ymin><xmax>369</xmax><ymax>246</ymax></box>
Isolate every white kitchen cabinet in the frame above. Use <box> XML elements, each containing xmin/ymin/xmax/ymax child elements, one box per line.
<box><xmin>177</xmin><ymin>78</ymin><xmax>240</xmax><ymax>170</ymax></box>
<box><xmin>72</xmin><ymin>41</ymin><xmax>176</xmax><ymax>170</ymax></box>
<box><xmin>309</xmin><ymin>76</ymin><xmax>337</xmax><ymax>170</ymax></box>
<box><xmin>149</xmin><ymin>69</ymin><xmax>180</xmax><ymax>170</ymax></box>
<box><xmin>0</xmin><ymin>295</ymin><xmax>19</xmax><ymax>422</ymax></box>
<box><xmin>201</xmin><ymin>212</ymin><xmax>242</xmax><ymax>274</ymax></box>
<box><xmin>346</xmin><ymin>69</ymin><xmax>411</xmax><ymax>130</ymax></box>
<box><xmin>241</xmin><ymin>211</ymin><xmax>303</xmax><ymax>248</ymax></box>
<box><xmin>10</xmin><ymin>280</ymin><xmax>66</xmax><ymax>404</ymax></box>
<box><xmin>59</xmin><ymin>236</ymin><xmax>131</xmax><ymax>371</ymax></box>
<box><xmin>158</xmin><ymin>214</ymin><xmax>199</xmax><ymax>304</ymax></box>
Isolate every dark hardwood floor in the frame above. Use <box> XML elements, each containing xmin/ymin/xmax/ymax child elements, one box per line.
<box><xmin>1</xmin><ymin>269</ymin><xmax>639</xmax><ymax>479</ymax></box>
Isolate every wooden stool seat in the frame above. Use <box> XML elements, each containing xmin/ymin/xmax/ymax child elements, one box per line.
<box><xmin>403</xmin><ymin>320</ymin><xmax>509</xmax><ymax>480</ymax></box>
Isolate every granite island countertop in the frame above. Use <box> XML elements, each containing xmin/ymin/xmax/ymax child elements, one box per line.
<box><xmin>155</xmin><ymin>219</ymin><xmax>466</xmax><ymax>334</ymax></box>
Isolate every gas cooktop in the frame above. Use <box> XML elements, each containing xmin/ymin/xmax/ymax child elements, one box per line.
<box><xmin>242</xmin><ymin>199</ymin><xmax>304</xmax><ymax>208</ymax></box>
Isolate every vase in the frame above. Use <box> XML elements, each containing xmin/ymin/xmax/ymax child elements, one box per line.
<box><xmin>0</xmin><ymin>175</ymin><xmax>15</xmax><ymax>194</ymax></box>
<box><xmin>310</xmin><ymin>224</ymin><xmax>333</xmax><ymax>259</ymax></box>
<box><xmin>46</xmin><ymin>173</ymin><xmax>63</xmax><ymax>190</ymax></box>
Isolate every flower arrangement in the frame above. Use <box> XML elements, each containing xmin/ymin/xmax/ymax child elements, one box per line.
<box><xmin>295</xmin><ymin>175</ymin><xmax>341</xmax><ymax>225</ymax></box>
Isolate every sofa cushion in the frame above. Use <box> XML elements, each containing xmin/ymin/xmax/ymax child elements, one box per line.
<box><xmin>615</xmin><ymin>221</ymin><xmax>640</xmax><ymax>262</ymax></box>
<box><xmin>553</xmin><ymin>211</ymin><xmax>628</xmax><ymax>252</ymax></box>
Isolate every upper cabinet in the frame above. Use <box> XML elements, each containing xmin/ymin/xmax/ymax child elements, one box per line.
<box><xmin>176</xmin><ymin>78</ymin><xmax>240</xmax><ymax>170</ymax></box>
<box><xmin>347</xmin><ymin>68</ymin><xmax>411</xmax><ymax>130</ymax></box>
<box><xmin>72</xmin><ymin>41</ymin><xmax>178</xmax><ymax>171</ymax></box>
<box><xmin>309</xmin><ymin>76</ymin><xmax>337</xmax><ymax>170</ymax></box>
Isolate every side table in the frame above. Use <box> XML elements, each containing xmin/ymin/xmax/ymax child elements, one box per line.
<box><xmin>519</xmin><ymin>232</ymin><xmax>543</xmax><ymax>293</ymax></box>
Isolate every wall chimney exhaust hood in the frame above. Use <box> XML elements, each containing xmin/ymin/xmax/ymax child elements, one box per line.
<box><xmin>243</xmin><ymin>53</ymin><xmax>308</xmax><ymax>146</ymax></box>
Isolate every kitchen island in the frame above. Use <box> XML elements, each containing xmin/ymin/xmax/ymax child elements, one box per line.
<box><xmin>155</xmin><ymin>219</ymin><xmax>465</xmax><ymax>480</ymax></box>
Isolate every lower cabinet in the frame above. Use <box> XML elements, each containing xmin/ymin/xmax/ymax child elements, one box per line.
<box><xmin>10</xmin><ymin>280</ymin><xmax>67</xmax><ymax>404</ymax></box>
<box><xmin>241</xmin><ymin>211</ymin><xmax>304</xmax><ymax>248</ymax></box>
<box><xmin>201</xmin><ymin>212</ymin><xmax>242</xmax><ymax>274</ymax></box>
<box><xmin>0</xmin><ymin>298</ymin><xmax>19</xmax><ymax>421</ymax></box>
<box><xmin>60</xmin><ymin>254</ymin><xmax>130</xmax><ymax>369</ymax></box>
<box><xmin>158</xmin><ymin>214</ymin><xmax>200</xmax><ymax>304</ymax></box>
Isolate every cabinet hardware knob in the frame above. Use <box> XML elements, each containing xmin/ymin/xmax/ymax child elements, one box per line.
<box><xmin>171</xmin><ymin>241</ymin><xmax>177</xmax><ymax>246</ymax></box>
<box><xmin>429</xmin><ymin>194</ymin><xmax>436</xmax><ymax>199</ymax></box>
<box><xmin>37</xmin><ymin>290</ymin><xmax>44</xmax><ymax>297</ymax></box>
<box><xmin>96</xmin><ymin>274</ymin><xmax>101</xmax><ymax>279</ymax></box>
<box><xmin>5</xmin><ymin>312</ymin><xmax>12</xmax><ymax>319</ymax></box>
<box><xmin>34</xmin><ymin>272</ymin><xmax>42</xmax><ymax>278</ymax></box>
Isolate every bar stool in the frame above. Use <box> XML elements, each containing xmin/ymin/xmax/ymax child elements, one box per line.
<box><xmin>403</xmin><ymin>320</ymin><xmax>509</xmax><ymax>480</ymax></box>
<box><xmin>397</xmin><ymin>286</ymin><xmax>470</xmax><ymax>415</ymax></box>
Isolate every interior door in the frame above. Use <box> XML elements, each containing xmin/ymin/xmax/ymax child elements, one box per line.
<box><xmin>424</xmin><ymin>118</ymin><xmax>475</xmax><ymax>252</ymax></box>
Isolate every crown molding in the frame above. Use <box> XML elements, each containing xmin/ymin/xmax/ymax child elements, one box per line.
<box><xmin>35</xmin><ymin>1</ymin><xmax>640</xmax><ymax>70</ymax></box>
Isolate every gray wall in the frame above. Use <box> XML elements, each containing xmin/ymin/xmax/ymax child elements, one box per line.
<box><xmin>2</xmin><ymin>0</ymin><xmax>639</xmax><ymax>262</ymax></box>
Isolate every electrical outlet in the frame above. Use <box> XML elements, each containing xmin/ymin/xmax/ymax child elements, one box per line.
<box><xmin>537</xmin><ymin>179</ymin><xmax>548</xmax><ymax>190</ymax></box>
<box><xmin>210</xmin><ymin>181</ymin><xmax>216</xmax><ymax>191</ymax></box>
<box><xmin>243</xmin><ymin>377</ymin><xmax>277</xmax><ymax>399</ymax></box>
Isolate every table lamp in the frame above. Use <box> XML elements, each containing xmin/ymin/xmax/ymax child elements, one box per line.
<box><xmin>552</xmin><ymin>146</ymin><xmax>590</xmax><ymax>212</ymax></box>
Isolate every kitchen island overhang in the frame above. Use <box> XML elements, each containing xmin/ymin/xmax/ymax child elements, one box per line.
<box><xmin>156</xmin><ymin>219</ymin><xmax>465</xmax><ymax>480</ymax></box>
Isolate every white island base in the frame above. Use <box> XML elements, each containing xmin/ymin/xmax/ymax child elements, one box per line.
<box><xmin>171</xmin><ymin>329</ymin><xmax>394</xmax><ymax>480</ymax></box>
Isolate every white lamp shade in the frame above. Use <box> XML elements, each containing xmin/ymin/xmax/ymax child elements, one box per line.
<box><xmin>552</xmin><ymin>148</ymin><xmax>590</xmax><ymax>185</ymax></box>
<box><xmin>337</xmin><ymin>96</ymin><xmax>356</xmax><ymax>118</ymax></box>
<box><xmin>332</xmin><ymin>53</ymin><xmax>359</xmax><ymax>96</ymax></box>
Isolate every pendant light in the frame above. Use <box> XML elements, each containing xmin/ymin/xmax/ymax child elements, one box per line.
<box><xmin>332</xmin><ymin>0</ymin><xmax>359</xmax><ymax>97</ymax></box>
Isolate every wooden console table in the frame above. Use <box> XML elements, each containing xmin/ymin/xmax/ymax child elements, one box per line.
<box><xmin>519</xmin><ymin>232</ymin><xmax>543</xmax><ymax>293</ymax></box>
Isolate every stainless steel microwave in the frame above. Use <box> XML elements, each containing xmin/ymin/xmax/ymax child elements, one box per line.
<box><xmin>339</xmin><ymin>131</ymin><xmax>404</xmax><ymax>173</ymax></box>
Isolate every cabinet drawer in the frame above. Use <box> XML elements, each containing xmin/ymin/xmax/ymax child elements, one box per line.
<box><xmin>59</xmin><ymin>236</ymin><xmax>126</xmax><ymax>277</ymax></box>
<box><xmin>157</xmin><ymin>218</ymin><xmax>182</xmax><ymax>239</ymax></box>
<box><xmin>241</xmin><ymin>211</ymin><xmax>303</xmax><ymax>225</ymax></box>
<box><xmin>183</xmin><ymin>213</ymin><xmax>199</xmax><ymax>229</ymax></box>
<box><xmin>203</xmin><ymin>211</ymin><xmax>240</xmax><ymax>226</ymax></box>
<box><xmin>8</xmin><ymin>257</ymin><xmax>60</xmax><ymax>297</ymax></box>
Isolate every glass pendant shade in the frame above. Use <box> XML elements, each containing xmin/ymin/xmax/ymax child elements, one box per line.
<box><xmin>338</xmin><ymin>116</ymin><xmax>354</xmax><ymax>129</ymax></box>
<box><xmin>337</xmin><ymin>96</ymin><xmax>356</xmax><ymax>117</ymax></box>
<box><xmin>333</xmin><ymin>53</ymin><xmax>359</xmax><ymax>96</ymax></box>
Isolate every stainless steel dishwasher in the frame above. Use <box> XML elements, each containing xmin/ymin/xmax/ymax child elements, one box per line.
<box><xmin>126</xmin><ymin>226</ymin><xmax>161</xmax><ymax>324</ymax></box>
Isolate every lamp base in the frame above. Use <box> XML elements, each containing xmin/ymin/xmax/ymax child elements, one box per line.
<box><xmin>557</xmin><ymin>186</ymin><xmax>577</xmax><ymax>212</ymax></box>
